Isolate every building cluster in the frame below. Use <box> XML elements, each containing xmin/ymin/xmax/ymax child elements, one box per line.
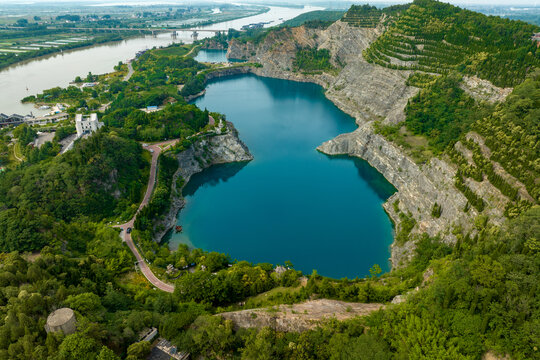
<box><xmin>0</xmin><ymin>113</ymin><xmax>25</xmax><ymax>128</ymax></box>
<box><xmin>0</xmin><ymin>112</ymin><xmax>68</xmax><ymax>128</ymax></box>
<box><xmin>240</xmin><ymin>21</ymin><xmax>272</xmax><ymax>30</ymax></box>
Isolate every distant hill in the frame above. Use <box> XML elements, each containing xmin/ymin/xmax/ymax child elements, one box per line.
<box><xmin>280</xmin><ymin>10</ymin><xmax>346</xmax><ymax>28</ymax></box>
<box><xmin>362</xmin><ymin>0</ymin><xmax>539</xmax><ymax>87</ymax></box>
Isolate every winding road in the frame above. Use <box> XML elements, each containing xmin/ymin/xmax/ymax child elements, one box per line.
<box><xmin>116</xmin><ymin>139</ymin><xmax>178</xmax><ymax>293</ymax></box>
<box><xmin>123</xmin><ymin>61</ymin><xmax>134</xmax><ymax>81</ymax></box>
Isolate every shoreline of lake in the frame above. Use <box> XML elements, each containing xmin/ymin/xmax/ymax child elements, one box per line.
<box><xmin>168</xmin><ymin>70</ymin><xmax>396</xmax><ymax>279</ymax></box>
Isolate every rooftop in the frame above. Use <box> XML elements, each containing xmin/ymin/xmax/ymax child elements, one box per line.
<box><xmin>46</xmin><ymin>308</ymin><xmax>74</xmax><ymax>327</ymax></box>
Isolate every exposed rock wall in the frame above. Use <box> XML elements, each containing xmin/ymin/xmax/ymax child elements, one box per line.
<box><xmin>225</xmin><ymin>21</ymin><xmax>496</xmax><ymax>267</ymax></box>
<box><xmin>461</xmin><ymin>76</ymin><xmax>513</xmax><ymax>103</ymax></box>
<box><xmin>154</xmin><ymin>122</ymin><xmax>253</xmax><ymax>242</ymax></box>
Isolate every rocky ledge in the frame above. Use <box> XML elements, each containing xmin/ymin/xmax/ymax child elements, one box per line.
<box><xmin>154</xmin><ymin>121</ymin><xmax>253</xmax><ymax>243</ymax></box>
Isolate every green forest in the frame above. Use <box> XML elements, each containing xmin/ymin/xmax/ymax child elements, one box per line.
<box><xmin>404</xmin><ymin>73</ymin><xmax>493</xmax><ymax>153</ymax></box>
<box><xmin>0</xmin><ymin>0</ymin><xmax>539</xmax><ymax>359</ymax></box>
<box><xmin>293</xmin><ymin>47</ymin><xmax>335</xmax><ymax>74</ymax></box>
<box><xmin>281</xmin><ymin>10</ymin><xmax>346</xmax><ymax>29</ymax></box>
<box><xmin>0</xmin><ymin>132</ymin><xmax>148</xmax><ymax>252</ymax></box>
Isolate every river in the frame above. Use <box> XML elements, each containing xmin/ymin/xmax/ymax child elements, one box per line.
<box><xmin>169</xmin><ymin>69</ymin><xmax>396</xmax><ymax>279</ymax></box>
<box><xmin>0</xmin><ymin>5</ymin><xmax>321</xmax><ymax>116</ymax></box>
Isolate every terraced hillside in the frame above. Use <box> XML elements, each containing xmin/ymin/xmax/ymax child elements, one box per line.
<box><xmin>341</xmin><ymin>4</ymin><xmax>410</xmax><ymax>28</ymax></box>
<box><xmin>363</xmin><ymin>0</ymin><xmax>539</xmax><ymax>87</ymax></box>
<box><xmin>341</xmin><ymin>4</ymin><xmax>384</xmax><ymax>28</ymax></box>
<box><xmin>453</xmin><ymin>71</ymin><xmax>540</xmax><ymax>217</ymax></box>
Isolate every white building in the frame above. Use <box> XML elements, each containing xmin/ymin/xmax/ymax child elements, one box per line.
<box><xmin>75</xmin><ymin>113</ymin><xmax>103</xmax><ymax>137</ymax></box>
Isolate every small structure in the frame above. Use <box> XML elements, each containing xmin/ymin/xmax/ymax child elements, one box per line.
<box><xmin>148</xmin><ymin>339</ymin><xmax>189</xmax><ymax>360</ymax></box>
<box><xmin>75</xmin><ymin>113</ymin><xmax>103</xmax><ymax>137</ymax></box>
<box><xmin>166</xmin><ymin>264</ymin><xmax>177</xmax><ymax>275</ymax></box>
<box><xmin>44</xmin><ymin>308</ymin><xmax>77</xmax><ymax>335</ymax></box>
<box><xmin>533</xmin><ymin>32</ymin><xmax>540</xmax><ymax>47</ymax></box>
<box><xmin>139</xmin><ymin>327</ymin><xmax>158</xmax><ymax>343</ymax></box>
<box><xmin>141</xmin><ymin>105</ymin><xmax>161</xmax><ymax>113</ymax></box>
<box><xmin>25</xmin><ymin>112</ymin><xmax>68</xmax><ymax>126</ymax></box>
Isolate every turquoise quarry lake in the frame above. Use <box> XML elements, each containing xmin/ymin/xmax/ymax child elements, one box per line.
<box><xmin>169</xmin><ymin>70</ymin><xmax>396</xmax><ymax>279</ymax></box>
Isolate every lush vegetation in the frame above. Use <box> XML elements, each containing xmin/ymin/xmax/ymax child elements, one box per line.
<box><xmin>342</xmin><ymin>4</ymin><xmax>410</xmax><ymax>28</ymax></box>
<box><xmin>171</xmin><ymin>207</ymin><xmax>539</xmax><ymax>360</ymax></box>
<box><xmin>0</xmin><ymin>6</ymin><xmax>538</xmax><ymax>359</ymax></box>
<box><xmin>293</xmin><ymin>47</ymin><xmax>335</xmax><ymax>74</ymax></box>
<box><xmin>3</xmin><ymin>205</ymin><xmax>534</xmax><ymax>359</ymax></box>
<box><xmin>103</xmin><ymin>103</ymin><xmax>209</xmax><ymax>141</ymax></box>
<box><xmin>0</xmin><ymin>132</ymin><xmax>148</xmax><ymax>252</ymax></box>
<box><xmin>363</xmin><ymin>0</ymin><xmax>539</xmax><ymax>87</ymax></box>
<box><xmin>342</xmin><ymin>4</ymin><xmax>384</xmax><ymax>28</ymax></box>
<box><xmin>135</xmin><ymin>153</ymin><xmax>179</xmax><ymax>237</ymax></box>
<box><xmin>280</xmin><ymin>10</ymin><xmax>346</xmax><ymax>29</ymax></box>
<box><xmin>405</xmin><ymin>73</ymin><xmax>493</xmax><ymax>153</ymax></box>
<box><xmin>474</xmin><ymin>71</ymin><xmax>540</xmax><ymax>202</ymax></box>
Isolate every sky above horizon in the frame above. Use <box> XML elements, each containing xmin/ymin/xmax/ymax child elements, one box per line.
<box><xmin>0</xmin><ymin>0</ymin><xmax>537</xmax><ymax>5</ymax></box>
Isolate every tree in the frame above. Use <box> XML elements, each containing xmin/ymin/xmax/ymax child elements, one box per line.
<box><xmin>126</xmin><ymin>341</ymin><xmax>151</xmax><ymax>360</ymax></box>
<box><xmin>187</xmin><ymin>316</ymin><xmax>235</xmax><ymax>358</ymax></box>
<box><xmin>64</xmin><ymin>293</ymin><xmax>104</xmax><ymax>318</ymax></box>
<box><xmin>97</xmin><ymin>347</ymin><xmax>120</xmax><ymax>360</ymax></box>
<box><xmin>369</xmin><ymin>264</ymin><xmax>382</xmax><ymax>278</ymax></box>
<box><xmin>57</xmin><ymin>333</ymin><xmax>100</xmax><ymax>360</ymax></box>
<box><xmin>241</xmin><ymin>327</ymin><xmax>276</xmax><ymax>360</ymax></box>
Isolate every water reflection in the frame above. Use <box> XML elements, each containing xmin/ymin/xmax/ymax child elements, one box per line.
<box><xmin>326</xmin><ymin>154</ymin><xmax>397</xmax><ymax>201</ymax></box>
<box><xmin>183</xmin><ymin>161</ymin><xmax>250</xmax><ymax>197</ymax></box>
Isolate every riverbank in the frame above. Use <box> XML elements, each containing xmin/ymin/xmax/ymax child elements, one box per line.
<box><xmin>0</xmin><ymin>33</ymin><xmax>133</xmax><ymax>72</ymax></box>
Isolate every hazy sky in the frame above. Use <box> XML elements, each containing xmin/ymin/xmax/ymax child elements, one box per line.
<box><xmin>0</xmin><ymin>0</ymin><xmax>537</xmax><ymax>5</ymax></box>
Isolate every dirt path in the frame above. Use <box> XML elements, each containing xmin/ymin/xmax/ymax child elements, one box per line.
<box><xmin>115</xmin><ymin>139</ymin><xmax>178</xmax><ymax>293</ymax></box>
<box><xmin>184</xmin><ymin>44</ymin><xmax>200</xmax><ymax>58</ymax></box>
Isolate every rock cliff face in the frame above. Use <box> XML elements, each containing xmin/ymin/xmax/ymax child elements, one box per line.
<box><xmin>154</xmin><ymin>122</ymin><xmax>253</xmax><ymax>242</ymax></box>
<box><xmin>226</xmin><ymin>21</ymin><xmax>503</xmax><ymax>267</ymax></box>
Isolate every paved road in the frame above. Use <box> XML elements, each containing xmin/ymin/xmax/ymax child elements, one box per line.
<box><xmin>123</xmin><ymin>61</ymin><xmax>134</xmax><ymax>81</ymax></box>
<box><xmin>115</xmin><ymin>139</ymin><xmax>178</xmax><ymax>293</ymax></box>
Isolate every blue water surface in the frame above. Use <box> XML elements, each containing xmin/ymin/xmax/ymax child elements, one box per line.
<box><xmin>193</xmin><ymin>49</ymin><xmax>228</xmax><ymax>63</ymax></box>
<box><xmin>169</xmin><ymin>72</ymin><xmax>396</xmax><ymax>279</ymax></box>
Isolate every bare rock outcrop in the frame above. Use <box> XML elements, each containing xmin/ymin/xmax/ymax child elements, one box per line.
<box><xmin>460</xmin><ymin>75</ymin><xmax>513</xmax><ymax>103</ymax></box>
<box><xmin>219</xmin><ymin>299</ymin><xmax>383</xmax><ymax>332</ymax></box>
